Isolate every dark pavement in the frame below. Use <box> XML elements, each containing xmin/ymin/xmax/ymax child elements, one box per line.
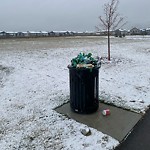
<box><xmin>115</xmin><ymin>108</ymin><xmax>150</xmax><ymax>150</ymax></box>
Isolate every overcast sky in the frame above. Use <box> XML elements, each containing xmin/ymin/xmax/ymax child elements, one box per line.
<box><xmin>0</xmin><ymin>0</ymin><xmax>150</xmax><ymax>32</ymax></box>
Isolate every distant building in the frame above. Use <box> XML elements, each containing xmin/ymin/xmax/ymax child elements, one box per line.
<box><xmin>99</xmin><ymin>30</ymin><xmax>107</xmax><ymax>36</ymax></box>
<box><xmin>41</xmin><ymin>31</ymin><xmax>48</xmax><ymax>37</ymax></box>
<box><xmin>69</xmin><ymin>31</ymin><xmax>75</xmax><ymax>36</ymax></box>
<box><xmin>27</xmin><ymin>31</ymin><xmax>42</xmax><ymax>37</ymax></box>
<box><xmin>2</xmin><ymin>28</ymin><xmax>150</xmax><ymax>39</ymax></box>
<box><xmin>53</xmin><ymin>31</ymin><xmax>62</xmax><ymax>36</ymax></box>
<box><xmin>140</xmin><ymin>29</ymin><xmax>147</xmax><ymax>35</ymax></box>
<box><xmin>6</xmin><ymin>32</ymin><xmax>15</xmax><ymax>37</ymax></box>
<box><xmin>48</xmin><ymin>31</ymin><xmax>55</xmax><ymax>36</ymax></box>
<box><xmin>130</xmin><ymin>27</ymin><xmax>141</xmax><ymax>35</ymax></box>
<box><xmin>146</xmin><ymin>28</ymin><xmax>150</xmax><ymax>35</ymax></box>
<box><xmin>0</xmin><ymin>31</ymin><xmax>7</xmax><ymax>38</ymax></box>
<box><xmin>16</xmin><ymin>32</ymin><xmax>25</xmax><ymax>37</ymax></box>
<box><xmin>63</xmin><ymin>31</ymin><xmax>70</xmax><ymax>36</ymax></box>
<box><xmin>22</xmin><ymin>32</ymin><xmax>29</xmax><ymax>37</ymax></box>
<box><xmin>115</xmin><ymin>29</ymin><xmax>128</xmax><ymax>37</ymax></box>
<box><xmin>96</xmin><ymin>30</ymin><xmax>115</xmax><ymax>36</ymax></box>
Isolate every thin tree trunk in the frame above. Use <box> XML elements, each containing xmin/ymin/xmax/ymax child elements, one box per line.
<box><xmin>107</xmin><ymin>29</ymin><xmax>110</xmax><ymax>61</ymax></box>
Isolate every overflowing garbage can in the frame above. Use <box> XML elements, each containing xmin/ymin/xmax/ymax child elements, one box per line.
<box><xmin>68</xmin><ymin>53</ymin><xmax>101</xmax><ymax>114</ymax></box>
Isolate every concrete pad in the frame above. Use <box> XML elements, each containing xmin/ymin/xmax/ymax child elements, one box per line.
<box><xmin>55</xmin><ymin>102</ymin><xmax>142</xmax><ymax>142</ymax></box>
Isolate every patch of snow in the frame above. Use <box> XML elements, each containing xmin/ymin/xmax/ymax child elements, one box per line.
<box><xmin>126</xmin><ymin>35</ymin><xmax>150</xmax><ymax>40</ymax></box>
<box><xmin>0</xmin><ymin>36</ymin><xmax>150</xmax><ymax>149</ymax></box>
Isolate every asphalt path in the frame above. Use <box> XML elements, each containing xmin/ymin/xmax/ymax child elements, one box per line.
<box><xmin>115</xmin><ymin>108</ymin><xmax>150</xmax><ymax>150</ymax></box>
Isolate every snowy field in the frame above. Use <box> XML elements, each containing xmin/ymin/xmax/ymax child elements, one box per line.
<box><xmin>0</xmin><ymin>36</ymin><xmax>150</xmax><ymax>149</ymax></box>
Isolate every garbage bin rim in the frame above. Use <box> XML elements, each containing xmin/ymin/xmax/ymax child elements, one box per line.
<box><xmin>67</xmin><ymin>65</ymin><xmax>100</xmax><ymax>70</ymax></box>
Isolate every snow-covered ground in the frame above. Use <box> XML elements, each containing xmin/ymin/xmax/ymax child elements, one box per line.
<box><xmin>0</xmin><ymin>36</ymin><xmax>150</xmax><ymax>149</ymax></box>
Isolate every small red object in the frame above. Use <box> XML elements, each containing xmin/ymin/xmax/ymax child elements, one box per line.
<box><xmin>102</xmin><ymin>109</ymin><xmax>110</xmax><ymax>116</ymax></box>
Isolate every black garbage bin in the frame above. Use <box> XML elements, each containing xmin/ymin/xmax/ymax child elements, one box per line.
<box><xmin>68</xmin><ymin>66</ymin><xmax>100</xmax><ymax>114</ymax></box>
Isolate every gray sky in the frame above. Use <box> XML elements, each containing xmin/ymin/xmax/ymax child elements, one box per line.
<box><xmin>0</xmin><ymin>0</ymin><xmax>150</xmax><ymax>32</ymax></box>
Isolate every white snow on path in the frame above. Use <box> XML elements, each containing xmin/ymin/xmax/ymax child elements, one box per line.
<box><xmin>0</xmin><ymin>36</ymin><xmax>150</xmax><ymax>149</ymax></box>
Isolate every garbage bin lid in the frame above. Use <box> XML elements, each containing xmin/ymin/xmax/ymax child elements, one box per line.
<box><xmin>67</xmin><ymin>65</ymin><xmax>100</xmax><ymax>70</ymax></box>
